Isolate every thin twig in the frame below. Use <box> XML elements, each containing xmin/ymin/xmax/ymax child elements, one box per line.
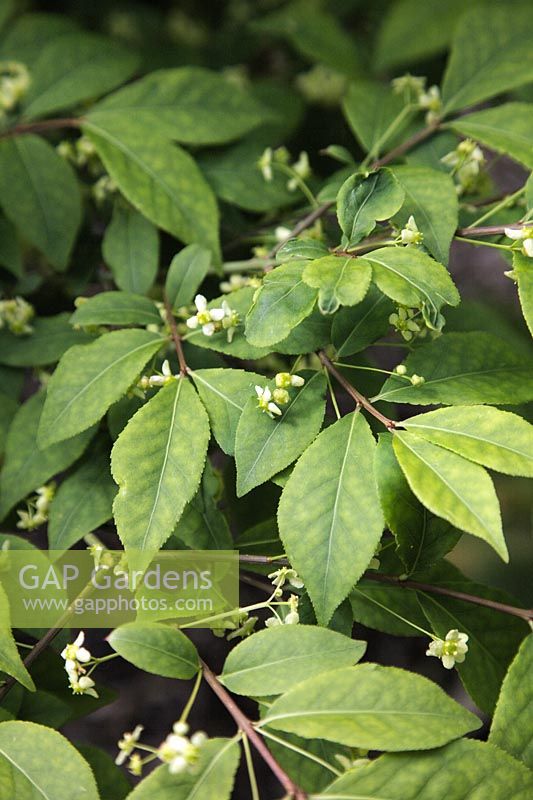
<box><xmin>0</xmin><ymin>117</ymin><xmax>82</xmax><ymax>139</ymax></box>
<box><xmin>163</xmin><ymin>293</ymin><xmax>188</xmax><ymax>376</ymax></box>
<box><xmin>456</xmin><ymin>222</ymin><xmax>525</xmax><ymax>237</ymax></box>
<box><xmin>238</xmin><ymin>555</ymin><xmax>533</xmax><ymax>621</ymax></box>
<box><xmin>364</xmin><ymin>572</ymin><xmax>533</xmax><ymax>622</ymax></box>
<box><xmin>318</xmin><ymin>350</ymin><xmax>396</xmax><ymax>429</ymax></box>
<box><xmin>200</xmin><ymin>658</ymin><xmax>307</xmax><ymax>800</ymax></box>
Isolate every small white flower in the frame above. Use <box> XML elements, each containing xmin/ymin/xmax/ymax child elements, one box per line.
<box><xmin>275</xmin><ymin>372</ymin><xmax>305</xmax><ymax>389</ymax></box>
<box><xmin>61</xmin><ymin>631</ymin><xmax>92</xmax><ymax>673</ymax></box>
<box><xmin>400</xmin><ymin>215</ymin><xmax>423</xmax><ymax>246</ymax></box>
<box><xmin>265</xmin><ymin>616</ymin><xmax>282</xmax><ymax>627</ymax></box>
<box><xmin>410</xmin><ymin>373</ymin><xmax>425</xmax><ymax>386</ymax></box>
<box><xmin>426</xmin><ymin>629</ymin><xmax>468</xmax><ymax>669</ymax></box>
<box><xmin>186</xmin><ymin>294</ymin><xmax>225</xmax><ymax>337</ymax></box>
<box><xmin>255</xmin><ymin>385</ymin><xmax>282</xmax><ymax>418</ymax></box>
<box><xmin>268</xmin><ymin>567</ymin><xmax>304</xmax><ymax>591</ymax></box>
<box><xmin>275</xmin><ymin>226</ymin><xmax>292</xmax><ymax>243</ymax></box>
<box><xmin>258</xmin><ymin>147</ymin><xmax>273</xmax><ymax>182</ymax></box>
<box><xmin>221</xmin><ymin>300</ymin><xmax>240</xmax><ymax>343</ymax></box>
<box><xmin>505</xmin><ymin>226</ymin><xmax>533</xmax><ymax>257</ymax></box>
<box><xmin>284</xmin><ymin>594</ymin><xmax>300</xmax><ymax>625</ymax></box>
<box><xmin>158</xmin><ymin>727</ymin><xmax>207</xmax><ymax>774</ymax></box>
<box><xmin>220</xmin><ymin>273</ymin><xmax>248</xmax><ymax>293</ymax></box>
<box><xmin>69</xmin><ymin>673</ymin><xmax>98</xmax><ymax>698</ymax></box>
<box><xmin>394</xmin><ymin>364</ymin><xmax>407</xmax><ymax>376</ymax></box>
<box><xmin>287</xmin><ymin>151</ymin><xmax>311</xmax><ymax>191</ymax></box>
<box><xmin>147</xmin><ymin>359</ymin><xmax>177</xmax><ymax>387</ymax></box>
<box><xmin>115</xmin><ymin>724</ymin><xmax>144</xmax><ymax>765</ymax></box>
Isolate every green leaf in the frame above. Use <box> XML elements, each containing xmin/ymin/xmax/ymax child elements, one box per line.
<box><xmin>0</xmin><ymin>215</ymin><xmax>22</xmax><ymax>277</ymax></box>
<box><xmin>38</xmin><ymin>329</ymin><xmax>164</xmax><ymax>448</ymax></box>
<box><xmin>374</xmin><ymin>0</ymin><xmax>467</xmax><ymax>71</ymax></box>
<box><xmin>392</xmin><ymin>430</ymin><xmax>507</xmax><ymax>561</ymax></box>
<box><xmin>514</xmin><ymin>251</ymin><xmax>533</xmax><ymax>337</ymax></box>
<box><xmin>490</xmin><ymin>634</ymin><xmax>533</xmax><ymax>768</ymax></box>
<box><xmin>449</xmin><ymin>104</ymin><xmax>533</xmax><ymax>169</ymax></box>
<box><xmin>261</xmin><ymin>663</ymin><xmax>480</xmax><ymax>749</ymax></box>
<box><xmin>350</xmin><ymin>579</ymin><xmax>431</xmax><ymax>637</ymax></box>
<box><xmin>0</xmin><ymin>584</ymin><xmax>35</xmax><ymax>692</ymax></box>
<box><xmin>76</xmin><ymin>744</ymin><xmax>131</xmax><ymax>800</ymax></box>
<box><xmin>111</xmin><ymin>379</ymin><xmax>210</xmax><ymax>571</ymax></box>
<box><xmin>442</xmin><ymin>5</ymin><xmax>533</xmax><ymax>114</ymax></box>
<box><xmin>337</xmin><ymin>169</ymin><xmax>404</xmax><ymax>246</ymax></box>
<box><xmin>70</xmin><ymin>292</ymin><xmax>161</xmax><ymax>328</ymax></box>
<box><xmin>377</xmin><ymin>332</ymin><xmax>533</xmax><ymax>405</ymax></box>
<box><xmin>126</xmin><ymin>738</ymin><xmax>239</xmax><ymax>800</ymax></box>
<box><xmin>245</xmin><ymin>262</ymin><xmax>318</xmax><ymax>347</ymax></box>
<box><xmin>165</xmin><ymin>245</ymin><xmax>212</xmax><ymax>311</ymax></box>
<box><xmin>317</xmin><ymin>739</ymin><xmax>533</xmax><ymax>799</ymax></box>
<box><xmin>278</xmin><ymin>413</ymin><xmax>384</xmax><ymax>625</ymax></box>
<box><xmin>375</xmin><ymin>434</ymin><xmax>460</xmax><ymax>574</ymax></box>
<box><xmin>235</xmin><ymin>370</ymin><xmax>326</xmax><ymax>496</ymax></box>
<box><xmin>200</xmin><ymin>138</ymin><xmax>295</xmax><ymax>213</ymax></box>
<box><xmin>0</xmin><ymin>393</ymin><xmax>17</xmax><ymax>459</ymax></box>
<box><xmin>190</xmin><ymin>367</ymin><xmax>263</xmax><ymax>456</ymax></box>
<box><xmin>89</xmin><ymin>67</ymin><xmax>267</xmax><ymax>145</ymax></box>
<box><xmin>277</xmin><ymin>238</ymin><xmax>329</xmax><ymax>262</ymax></box>
<box><xmin>0</xmin><ymin>313</ymin><xmax>92</xmax><ymax>367</ymax></box>
<box><xmin>391</xmin><ymin>166</ymin><xmax>458</xmax><ymax>264</ymax></box>
<box><xmin>403</xmin><ymin>406</ymin><xmax>533</xmax><ymax>477</ymax></box>
<box><xmin>332</xmin><ymin>286</ymin><xmax>393</xmax><ymax>356</ymax></box>
<box><xmin>364</xmin><ymin>246</ymin><xmax>460</xmax><ymax>320</ymax></box>
<box><xmin>0</xmin><ymin>134</ymin><xmax>81</xmax><ymax>270</ymax></box>
<box><xmin>221</xmin><ymin>625</ymin><xmax>366</xmax><ymax>697</ymax></box>
<box><xmin>174</xmin><ymin>461</ymin><xmax>232</xmax><ymax>550</ymax></box>
<box><xmin>108</xmin><ymin>621</ymin><xmax>199</xmax><ymax>678</ymax></box>
<box><xmin>0</xmin><ymin>721</ymin><xmax>99</xmax><ymax>800</ymax></box>
<box><xmin>252</xmin><ymin>0</ymin><xmax>360</xmax><ymax>75</ymax></box>
<box><xmin>0</xmin><ymin>14</ymin><xmax>79</xmax><ymax>61</ymax></box>
<box><xmin>303</xmin><ymin>255</ymin><xmax>372</xmax><ymax>315</ymax></box>
<box><xmin>47</xmin><ymin>438</ymin><xmax>116</xmax><ymax>553</ymax></box>
<box><xmin>20</xmin><ymin>32</ymin><xmax>138</xmax><ymax>120</ymax></box>
<box><xmin>83</xmin><ymin>118</ymin><xmax>220</xmax><ymax>261</ymax></box>
<box><xmin>0</xmin><ymin>391</ymin><xmax>94</xmax><ymax>520</ymax></box>
<box><xmin>419</xmin><ymin>582</ymin><xmax>528</xmax><ymax>714</ymax></box>
<box><xmin>342</xmin><ymin>81</ymin><xmax>414</xmax><ymax>156</ymax></box>
<box><xmin>102</xmin><ymin>204</ymin><xmax>160</xmax><ymax>295</ymax></box>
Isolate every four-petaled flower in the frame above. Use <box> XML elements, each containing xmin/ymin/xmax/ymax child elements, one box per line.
<box><xmin>426</xmin><ymin>629</ymin><xmax>469</xmax><ymax>669</ymax></box>
<box><xmin>157</xmin><ymin>724</ymin><xmax>208</xmax><ymax>775</ymax></box>
<box><xmin>115</xmin><ymin>724</ymin><xmax>144</xmax><ymax>766</ymax></box>
<box><xmin>255</xmin><ymin>385</ymin><xmax>282</xmax><ymax>418</ymax></box>
<box><xmin>400</xmin><ymin>215</ymin><xmax>424</xmax><ymax>246</ymax></box>
<box><xmin>186</xmin><ymin>294</ymin><xmax>225</xmax><ymax>336</ymax></box>
<box><xmin>69</xmin><ymin>674</ymin><xmax>98</xmax><ymax>698</ymax></box>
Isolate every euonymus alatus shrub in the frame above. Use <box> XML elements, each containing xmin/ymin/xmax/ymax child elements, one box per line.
<box><xmin>0</xmin><ymin>1</ymin><xmax>533</xmax><ymax>798</ymax></box>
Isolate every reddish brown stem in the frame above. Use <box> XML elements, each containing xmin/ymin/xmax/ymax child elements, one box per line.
<box><xmin>372</xmin><ymin>121</ymin><xmax>441</xmax><ymax>168</ymax></box>
<box><xmin>0</xmin><ymin>117</ymin><xmax>82</xmax><ymax>139</ymax></box>
<box><xmin>163</xmin><ymin>294</ymin><xmax>188</xmax><ymax>376</ymax></box>
<box><xmin>456</xmin><ymin>223</ymin><xmax>524</xmax><ymax>237</ymax></box>
<box><xmin>200</xmin><ymin>658</ymin><xmax>307</xmax><ymax>800</ymax></box>
<box><xmin>365</xmin><ymin>572</ymin><xmax>533</xmax><ymax>622</ymax></box>
<box><xmin>318</xmin><ymin>350</ymin><xmax>396</xmax><ymax>429</ymax></box>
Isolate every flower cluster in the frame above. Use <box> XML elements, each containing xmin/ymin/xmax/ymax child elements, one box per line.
<box><xmin>266</xmin><ymin>593</ymin><xmax>300</xmax><ymax>627</ymax></box>
<box><xmin>258</xmin><ymin>146</ymin><xmax>312</xmax><ymax>191</ymax></box>
<box><xmin>394</xmin><ymin>363</ymin><xmax>425</xmax><ymax>386</ymax></box>
<box><xmin>255</xmin><ymin>373</ymin><xmax>305</xmax><ymax>419</ymax></box>
<box><xmin>219</xmin><ymin>273</ymin><xmax>261</xmax><ymax>293</ymax></box>
<box><xmin>391</xmin><ymin>74</ymin><xmax>441</xmax><ymax>122</ymax></box>
<box><xmin>138</xmin><ymin>359</ymin><xmax>178</xmax><ymax>391</ymax></box>
<box><xmin>16</xmin><ymin>483</ymin><xmax>55</xmax><ymax>531</ymax></box>
<box><xmin>426</xmin><ymin>629</ymin><xmax>469</xmax><ymax>669</ymax></box>
<box><xmin>441</xmin><ymin>139</ymin><xmax>485</xmax><ymax>195</ymax></box>
<box><xmin>0</xmin><ymin>61</ymin><xmax>30</xmax><ymax>118</ymax></box>
<box><xmin>0</xmin><ymin>296</ymin><xmax>35</xmax><ymax>335</ymax></box>
<box><xmin>296</xmin><ymin>64</ymin><xmax>347</xmax><ymax>106</ymax></box>
<box><xmin>186</xmin><ymin>294</ymin><xmax>239</xmax><ymax>342</ymax></box>
<box><xmin>61</xmin><ymin>632</ymin><xmax>98</xmax><ymax>697</ymax></box>
<box><xmin>505</xmin><ymin>226</ymin><xmax>533</xmax><ymax>258</ymax></box>
<box><xmin>398</xmin><ymin>215</ymin><xmax>424</xmax><ymax>246</ymax></box>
